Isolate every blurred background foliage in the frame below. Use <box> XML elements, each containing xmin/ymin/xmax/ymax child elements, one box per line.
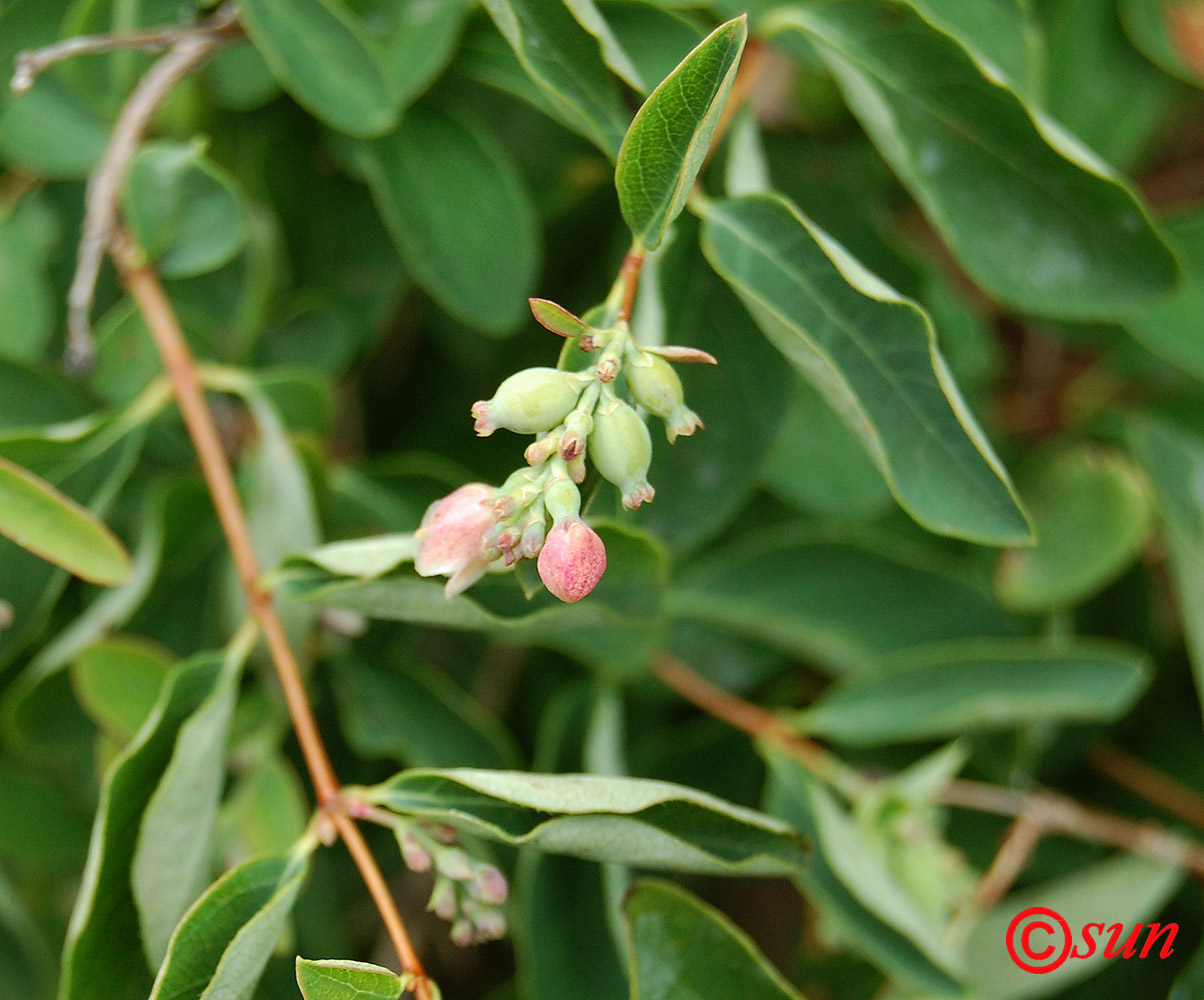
<box><xmin>3</xmin><ymin>0</ymin><xmax>1204</xmax><ymax>999</ymax></box>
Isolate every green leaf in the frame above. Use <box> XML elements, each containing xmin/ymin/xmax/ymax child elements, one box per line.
<box><xmin>296</xmin><ymin>959</ymin><xmax>403</xmax><ymax>1000</ymax></box>
<box><xmin>767</xmin><ymin>0</ymin><xmax>1179</xmax><ymax>319</ymax></box>
<box><xmin>121</xmin><ymin>142</ymin><xmax>247</xmax><ymax>280</ymax></box>
<box><xmin>58</xmin><ymin>653</ymin><xmax>226</xmax><ymax>1000</ymax></box>
<box><xmin>70</xmin><ymin>636</ymin><xmax>173</xmax><ymax>744</ymax></box>
<box><xmin>1120</xmin><ymin>0</ymin><xmax>1204</xmax><ymax>89</ymax></box>
<box><xmin>0</xmin><ymin>864</ymin><xmax>51</xmax><ymax>1000</ymax></box>
<box><xmin>616</xmin><ymin>15</ymin><xmax>746</xmax><ymax>249</ymax></box>
<box><xmin>239</xmin><ymin>0</ymin><xmax>397</xmax><ymax>137</ymax></box>
<box><xmin>1042</xmin><ymin>0</ymin><xmax>1177</xmax><ymax>171</ymax></box>
<box><xmin>1128</xmin><ymin>416</ymin><xmax>1204</xmax><ymax>722</ymax></box>
<box><xmin>221</xmin><ymin>754</ymin><xmax>309</xmax><ymax>861</ymax></box>
<box><xmin>295</xmin><ymin>534</ymin><xmax>419</xmax><ymax>579</ymax></box>
<box><xmin>904</xmin><ymin>0</ymin><xmax>1040</xmax><ymax>97</ymax></box>
<box><xmin>149</xmin><ymin>854</ymin><xmax>309</xmax><ymax>1000</ymax></box>
<box><xmin>0</xmin><ymin>78</ymin><xmax>109</xmax><ymax>180</ymax></box>
<box><xmin>564</xmin><ymin>0</ymin><xmax>645</xmax><ymax>90</ymax></box>
<box><xmin>133</xmin><ymin>630</ymin><xmax>254</xmax><ymax>967</ymax></box>
<box><xmin>602</xmin><ymin>3</ymin><xmax>706</xmax><ymax>92</ymax></box>
<box><xmin>635</xmin><ymin>218</ymin><xmax>791</xmax><ymax>550</ymax></box>
<box><xmin>371</xmin><ymin>0</ymin><xmax>473</xmax><ymax>109</ymax></box>
<box><xmin>1125</xmin><ymin>207</ymin><xmax>1204</xmax><ymax>380</ymax></box>
<box><xmin>795</xmin><ymin>639</ymin><xmax>1151</xmax><ymax>746</ymax></box>
<box><xmin>964</xmin><ymin>853</ymin><xmax>1182</xmax><ymax>999</ymax></box>
<box><xmin>479</xmin><ymin>0</ymin><xmax>631</xmax><ymax>156</ymax></box>
<box><xmin>0</xmin><ymin>455</ymin><xmax>131</xmax><ymax>585</ymax></box>
<box><xmin>0</xmin><ymin>217</ymin><xmax>54</xmax><ymax>364</ymax></box>
<box><xmin>698</xmin><ymin>192</ymin><xmax>1031</xmax><ymax>546</ymax></box>
<box><xmin>366</xmin><ymin>767</ymin><xmax>810</xmax><ymax>876</ymax></box>
<box><xmin>623</xmin><ymin>880</ymin><xmax>807</xmax><ymax>1000</ymax></box>
<box><xmin>670</xmin><ymin>525</ymin><xmax>1019</xmax><ymax>674</ymax></box>
<box><xmin>995</xmin><ymin>446</ymin><xmax>1151</xmax><ymax>612</ymax></box>
<box><xmin>358</xmin><ymin>104</ymin><xmax>539</xmax><ymax>333</ymax></box>
<box><xmin>763</xmin><ymin>752</ymin><xmax>963</xmax><ymax>994</ymax></box>
<box><xmin>331</xmin><ymin>654</ymin><xmax>522</xmax><ymax>770</ymax></box>
<box><xmin>280</xmin><ymin>522</ymin><xmax>667</xmax><ymax>676</ymax></box>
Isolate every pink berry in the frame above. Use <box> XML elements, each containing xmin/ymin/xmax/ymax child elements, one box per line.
<box><xmin>414</xmin><ymin>483</ymin><xmax>497</xmax><ymax>597</ymax></box>
<box><xmin>536</xmin><ymin>518</ymin><xmax>606</xmax><ymax>603</ymax></box>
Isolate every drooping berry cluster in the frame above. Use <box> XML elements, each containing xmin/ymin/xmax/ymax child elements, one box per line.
<box><xmin>415</xmin><ymin>293</ymin><xmax>715</xmax><ymax>603</ymax></box>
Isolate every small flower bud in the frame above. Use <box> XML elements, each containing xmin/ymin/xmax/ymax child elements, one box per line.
<box><xmin>520</xmin><ymin>517</ymin><xmax>547</xmax><ymax>559</ymax></box>
<box><xmin>559</xmin><ymin>408</ymin><xmax>593</xmax><ymax>461</ymax></box>
<box><xmin>567</xmin><ymin>453</ymin><xmax>586</xmax><ymax>483</ymax></box>
<box><xmin>450</xmin><ymin>918</ymin><xmax>475</xmax><ymax>948</ymax></box>
<box><xmin>471</xmin><ymin>864</ymin><xmax>508</xmax><ymax>906</ymax></box>
<box><xmin>429</xmin><ymin>878</ymin><xmax>458</xmax><ymax>921</ymax></box>
<box><xmin>415</xmin><ymin>483</ymin><xmax>498</xmax><ymax>597</ymax></box>
<box><xmin>525</xmin><ymin>433</ymin><xmax>560</xmax><ymax>466</ymax></box>
<box><xmin>588</xmin><ymin>399</ymin><xmax>654</xmax><ymax>509</ymax></box>
<box><xmin>537</xmin><ymin>518</ymin><xmax>607</xmax><ymax>603</ymax></box>
<box><xmin>399</xmin><ymin>832</ymin><xmax>432</xmax><ymax>873</ymax></box>
<box><xmin>435</xmin><ymin>846</ymin><xmax>475</xmax><ymax>881</ymax></box>
<box><xmin>472</xmin><ymin>368</ymin><xmax>587</xmax><ymax>436</ymax></box>
<box><xmin>472</xmin><ymin>908</ymin><xmax>507</xmax><ymax>941</ymax></box>
<box><xmin>542</xmin><ymin>477</ymin><xmax>581</xmax><ymax>523</ymax></box>
<box><xmin>663</xmin><ymin>405</ymin><xmax>704</xmax><ymax>443</ymax></box>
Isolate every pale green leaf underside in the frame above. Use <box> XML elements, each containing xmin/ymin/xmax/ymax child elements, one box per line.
<box><xmin>366</xmin><ymin>768</ymin><xmax>809</xmax><ymax>876</ymax></box>
<box><xmin>623</xmin><ymin>880</ymin><xmax>807</xmax><ymax>1000</ymax></box>
<box><xmin>768</xmin><ymin>0</ymin><xmax>1179</xmax><ymax>319</ymax></box>
<box><xmin>616</xmin><ymin>15</ymin><xmax>747</xmax><ymax>249</ymax></box>
<box><xmin>795</xmin><ymin>639</ymin><xmax>1150</xmax><ymax>745</ymax></box>
<box><xmin>699</xmin><ymin>193</ymin><xmax>1031</xmax><ymax>546</ymax></box>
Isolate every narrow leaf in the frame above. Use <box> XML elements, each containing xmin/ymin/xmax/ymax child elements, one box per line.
<box><xmin>479</xmin><ymin>0</ymin><xmax>631</xmax><ymax>156</ymax></box>
<box><xmin>149</xmin><ymin>855</ymin><xmax>308</xmax><ymax>1000</ymax></box>
<box><xmin>0</xmin><ymin>455</ymin><xmax>131</xmax><ymax>585</ymax></box>
<box><xmin>699</xmin><ymin>192</ymin><xmax>1031</xmax><ymax>545</ymax></box>
<box><xmin>564</xmin><ymin>0</ymin><xmax>644</xmax><ymax>90</ymax></box>
<box><xmin>366</xmin><ymin>768</ymin><xmax>809</xmax><ymax>876</ymax></box>
<box><xmin>616</xmin><ymin>16</ymin><xmax>747</xmax><ymax>249</ymax></box>
<box><xmin>795</xmin><ymin>639</ymin><xmax>1150</xmax><ymax>746</ymax></box>
<box><xmin>767</xmin><ymin>0</ymin><xmax>1179</xmax><ymax>319</ymax></box>
<box><xmin>623</xmin><ymin>880</ymin><xmax>807</xmax><ymax>1000</ymax></box>
<box><xmin>239</xmin><ymin>0</ymin><xmax>396</xmax><ymax>137</ymax></box>
<box><xmin>296</xmin><ymin>958</ymin><xmax>403</xmax><ymax>1000</ymax></box>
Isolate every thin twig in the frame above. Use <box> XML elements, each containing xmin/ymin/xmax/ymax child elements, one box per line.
<box><xmin>1089</xmin><ymin>742</ymin><xmax>1204</xmax><ymax>833</ymax></box>
<box><xmin>49</xmin><ymin>4</ymin><xmax>241</xmax><ymax>373</ymax></box>
<box><xmin>13</xmin><ymin>26</ymin><xmax>194</xmax><ymax>96</ymax></box>
<box><xmin>110</xmin><ymin>228</ymin><xmax>429</xmax><ymax>997</ymax></box>
<box><xmin>967</xmin><ymin>811</ymin><xmax>1045</xmax><ymax>913</ymax></box>
<box><xmin>615</xmin><ymin>247</ymin><xmax>646</xmax><ymax>325</ymax></box>
<box><xmin>652</xmin><ymin>653</ymin><xmax>1204</xmax><ymax>881</ymax></box>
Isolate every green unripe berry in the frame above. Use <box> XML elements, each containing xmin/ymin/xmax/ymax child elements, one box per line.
<box><xmin>472</xmin><ymin>368</ymin><xmax>587</xmax><ymax>436</ymax></box>
<box><xmin>588</xmin><ymin>398</ymin><xmax>654</xmax><ymax>508</ymax></box>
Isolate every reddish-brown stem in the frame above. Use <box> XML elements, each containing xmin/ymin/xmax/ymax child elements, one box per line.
<box><xmin>653</xmin><ymin>653</ymin><xmax>1204</xmax><ymax>880</ymax></box>
<box><xmin>1089</xmin><ymin>743</ymin><xmax>1204</xmax><ymax>833</ymax></box>
<box><xmin>111</xmin><ymin>228</ymin><xmax>428</xmax><ymax>993</ymax></box>
<box><xmin>616</xmin><ymin>248</ymin><xmax>645</xmax><ymax>324</ymax></box>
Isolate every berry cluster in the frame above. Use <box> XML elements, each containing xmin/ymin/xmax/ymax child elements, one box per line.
<box><xmin>415</xmin><ymin>294</ymin><xmax>714</xmax><ymax>603</ymax></box>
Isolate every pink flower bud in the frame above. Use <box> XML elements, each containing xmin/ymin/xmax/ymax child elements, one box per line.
<box><xmin>415</xmin><ymin>483</ymin><xmax>498</xmax><ymax>597</ymax></box>
<box><xmin>399</xmin><ymin>832</ymin><xmax>432</xmax><ymax>873</ymax></box>
<box><xmin>471</xmin><ymin>864</ymin><xmax>508</xmax><ymax>906</ymax></box>
<box><xmin>429</xmin><ymin>879</ymin><xmax>458</xmax><ymax>921</ymax></box>
<box><xmin>536</xmin><ymin>518</ymin><xmax>606</xmax><ymax>603</ymax></box>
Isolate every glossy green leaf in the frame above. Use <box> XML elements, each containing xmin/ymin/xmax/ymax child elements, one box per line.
<box><xmin>635</xmin><ymin>217</ymin><xmax>791</xmax><ymax>551</ymax></box>
<box><xmin>58</xmin><ymin>654</ymin><xmax>225</xmax><ymax>1000</ymax></box>
<box><xmin>296</xmin><ymin>958</ymin><xmax>403</xmax><ymax>1000</ymax></box>
<box><xmin>623</xmin><ymin>880</ymin><xmax>807</xmax><ymax>1000</ymax></box>
<box><xmin>670</xmin><ymin>526</ymin><xmax>1019</xmax><ymax>674</ymax></box>
<box><xmin>616</xmin><ymin>15</ymin><xmax>746</xmax><ymax>249</ymax></box>
<box><xmin>149</xmin><ymin>854</ymin><xmax>309</xmax><ymax>1000</ymax></box>
<box><xmin>358</xmin><ymin>104</ymin><xmax>539</xmax><ymax>333</ymax></box>
<box><xmin>795</xmin><ymin>639</ymin><xmax>1150</xmax><ymax>746</ymax></box>
<box><xmin>1120</xmin><ymin>0</ymin><xmax>1204</xmax><ymax>89</ymax></box>
<box><xmin>1042</xmin><ymin>0</ymin><xmax>1176</xmax><ymax>171</ymax></box>
<box><xmin>767</xmin><ymin>0</ymin><xmax>1179</xmax><ymax>319</ymax></box>
<box><xmin>564</xmin><ymin>0</ymin><xmax>645</xmax><ymax>90</ymax></box>
<box><xmin>366</xmin><ymin>767</ymin><xmax>809</xmax><ymax>875</ymax></box>
<box><xmin>995</xmin><ymin>446</ymin><xmax>1151</xmax><ymax>612</ymax></box>
<box><xmin>603</xmin><ymin>2</ymin><xmax>706</xmax><ymax>91</ymax></box>
<box><xmin>0</xmin><ymin>455</ymin><xmax>131</xmax><ymax>586</ymax></box>
<box><xmin>295</xmin><ymin>534</ymin><xmax>418</xmax><ymax>579</ymax></box>
<box><xmin>70</xmin><ymin>636</ymin><xmax>173</xmax><ymax>744</ymax></box>
<box><xmin>964</xmin><ymin>853</ymin><xmax>1182</xmax><ymax>999</ymax></box>
<box><xmin>371</xmin><ymin>0</ymin><xmax>473</xmax><ymax>109</ymax></box>
<box><xmin>1128</xmin><ymin>416</ymin><xmax>1204</xmax><ymax>721</ymax></box>
<box><xmin>133</xmin><ymin>631</ymin><xmax>254</xmax><ymax>967</ymax></box>
<box><xmin>280</xmin><ymin>522</ymin><xmax>666</xmax><ymax>676</ymax></box>
<box><xmin>763</xmin><ymin>752</ymin><xmax>963</xmax><ymax>993</ymax></box>
<box><xmin>1126</xmin><ymin>207</ymin><xmax>1204</xmax><ymax>380</ymax></box>
<box><xmin>905</xmin><ymin>0</ymin><xmax>1040</xmax><ymax>96</ymax></box>
<box><xmin>239</xmin><ymin>0</ymin><xmax>396</xmax><ymax>137</ymax></box>
<box><xmin>479</xmin><ymin>0</ymin><xmax>631</xmax><ymax>155</ymax></box>
<box><xmin>331</xmin><ymin>654</ymin><xmax>522</xmax><ymax>769</ymax></box>
<box><xmin>121</xmin><ymin>142</ymin><xmax>247</xmax><ymax>280</ymax></box>
<box><xmin>699</xmin><ymin>192</ymin><xmax>1031</xmax><ymax>545</ymax></box>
